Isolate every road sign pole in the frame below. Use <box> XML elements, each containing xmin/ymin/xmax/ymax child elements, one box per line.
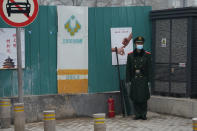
<box><xmin>16</xmin><ymin>28</ymin><xmax>23</xmax><ymax>103</ymax></box>
<box><xmin>0</xmin><ymin>0</ymin><xmax>39</xmax><ymax>102</ymax></box>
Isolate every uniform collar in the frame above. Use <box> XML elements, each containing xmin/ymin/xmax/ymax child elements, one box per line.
<box><xmin>133</xmin><ymin>49</ymin><xmax>145</xmax><ymax>57</ymax></box>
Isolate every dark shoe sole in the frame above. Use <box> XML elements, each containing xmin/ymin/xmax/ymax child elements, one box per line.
<box><xmin>141</xmin><ymin>117</ymin><xmax>147</xmax><ymax>120</ymax></box>
<box><xmin>133</xmin><ymin>117</ymin><xmax>140</xmax><ymax>120</ymax></box>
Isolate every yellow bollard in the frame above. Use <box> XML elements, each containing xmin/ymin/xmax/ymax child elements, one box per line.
<box><xmin>0</xmin><ymin>99</ymin><xmax>11</xmax><ymax>128</ymax></box>
<box><xmin>93</xmin><ymin>113</ymin><xmax>106</xmax><ymax>131</ymax></box>
<box><xmin>193</xmin><ymin>118</ymin><xmax>197</xmax><ymax>131</ymax></box>
<box><xmin>14</xmin><ymin>103</ymin><xmax>25</xmax><ymax>131</ymax></box>
<box><xmin>43</xmin><ymin>110</ymin><xmax>56</xmax><ymax>131</ymax></box>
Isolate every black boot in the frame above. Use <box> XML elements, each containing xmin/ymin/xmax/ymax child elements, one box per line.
<box><xmin>141</xmin><ymin>116</ymin><xmax>147</xmax><ymax>120</ymax></box>
<box><xmin>133</xmin><ymin>116</ymin><xmax>140</xmax><ymax>120</ymax></box>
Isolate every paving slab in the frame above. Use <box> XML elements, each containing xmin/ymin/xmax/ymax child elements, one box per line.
<box><xmin>0</xmin><ymin>112</ymin><xmax>192</xmax><ymax>131</ymax></box>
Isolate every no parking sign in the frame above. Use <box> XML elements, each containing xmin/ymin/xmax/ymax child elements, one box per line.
<box><xmin>0</xmin><ymin>0</ymin><xmax>39</xmax><ymax>27</ymax></box>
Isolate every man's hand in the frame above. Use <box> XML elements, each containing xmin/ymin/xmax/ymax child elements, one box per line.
<box><xmin>122</xmin><ymin>38</ymin><xmax>130</xmax><ymax>47</ymax></box>
<box><xmin>111</xmin><ymin>47</ymin><xmax>125</xmax><ymax>55</ymax></box>
<box><xmin>148</xmin><ymin>82</ymin><xmax>151</xmax><ymax>95</ymax></box>
<box><xmin>122</xmin><ymin>33</ymin><xmax>132</xmax><ymax>48</ymax></box>
<box><xmin>117</xmin><ymin>47</ymin><xmax>125</xmax><ymax>55</ymax></box>
<box><xmin>125</xmin><ymin>82</ymin><xmax>131</xmax><ymax>97</ymax></box>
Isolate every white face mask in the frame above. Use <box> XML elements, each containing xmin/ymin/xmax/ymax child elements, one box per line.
<box><xmin>136</xmin><ymin>45</ymin><xmax>143</xmax><ymax>50</ymax></box>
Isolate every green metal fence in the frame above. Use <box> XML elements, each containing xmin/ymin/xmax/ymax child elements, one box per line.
<box><xmin>0</xmin><ymin>6</ymin><xmax>57</xmax><ymax>97</ymax></box>
<box><xmin>0</xmin><ymin>6</ymin><xmax>151</xmax><ymax>97</ymax></box>
<box><xmin>88</xmin><ymin>6</ymin><xmax>152</xmax><ymax>93</ymax></box>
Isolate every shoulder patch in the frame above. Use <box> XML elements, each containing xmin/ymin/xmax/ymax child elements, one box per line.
<box><xmin>128</xmin><ymin>51</ymin><xmax>133</xmax><ymax>55</ymax></box>
<box><xmin>145</xmin><ymin>51</ymin><xmax>151</xmax><ymax>54</ymax></box>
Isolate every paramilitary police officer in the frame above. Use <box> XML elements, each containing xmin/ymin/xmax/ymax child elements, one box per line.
<box><xmin>126</xmin><ymin>36</ymin><xmax>151</xmax><ymax>120</ymax></box>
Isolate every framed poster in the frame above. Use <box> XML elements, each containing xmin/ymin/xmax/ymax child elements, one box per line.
<box><xmin>0</xmin><ymin>28</ymin><xmax>25</xmax><ymax>69</ymax></box>
<box><xmin>111</xmin><ymin>27</ymin><xmax>133</xmax><ymax>65</ymax></box>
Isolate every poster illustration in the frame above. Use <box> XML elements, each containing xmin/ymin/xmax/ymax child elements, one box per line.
<box><xmin>111</xmin><ymin>27</ymin><xmax>133</xmax><ymax>65</ymax></box>
<box><xmin>0</xmin><ymin>28</ymin><xmax>25</xmax><ymax>69</ymax></box>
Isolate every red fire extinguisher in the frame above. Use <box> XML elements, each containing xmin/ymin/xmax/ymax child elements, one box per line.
<box><xmin>108</xmin><ymin>96</ymin><xmax>115</xmax><ymax>118</ymax></box>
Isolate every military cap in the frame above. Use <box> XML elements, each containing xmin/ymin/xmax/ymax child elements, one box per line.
<box><xmin>134</xmin><ymin>36</ymin><xmax>145</xmax><ymax>43</ymax></box>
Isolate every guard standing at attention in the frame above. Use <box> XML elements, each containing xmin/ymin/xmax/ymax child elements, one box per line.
<box><xmin>126</xmin><ymin>36</ymin><xmax>152</xmax><ymax>120</ymax></box>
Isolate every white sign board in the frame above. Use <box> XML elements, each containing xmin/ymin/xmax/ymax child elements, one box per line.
<box><xmin>111</xmin><ymin>27</ymin><xmax>133</xmax><ymax>65</ymax></box>
<box><xmin>57</xmin><ymin>6</ymin><xmax>88</xmax><ymax>93</ymax></box>
<box><xmin>0</xmin><ymin>28</ymin><xmax>25</xmax><ymax>69</ymax></box>
<box><xmin>57</xmin><ymin>6</ymin><xmax>88</xmax><ymax>70</ymax></box>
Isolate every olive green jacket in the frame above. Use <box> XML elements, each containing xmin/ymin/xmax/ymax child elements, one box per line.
<box><xmin>126</xmin><ymin>49</ymin><xmax>152</xmax><ymax>103</ymax></box>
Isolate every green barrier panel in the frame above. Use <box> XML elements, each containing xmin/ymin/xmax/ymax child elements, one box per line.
<box><xmin>88</xmin><ymin>6</ymin><xmax>152</xmax><ymax>93</ymax></box>
<box><xmin>0</xmin><ymin>6</ymin><xmax>57</xmax><ymax>97</ymax></box>
<box><xmin>0</xmin><ymin>6</ymin><xmax>151</xmax><ymax>97</ymax></box>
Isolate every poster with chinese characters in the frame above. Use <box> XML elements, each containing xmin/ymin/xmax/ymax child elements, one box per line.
<box><xmin>111</xmin><ymin>27</ymin><xmax>133</xmax><ymax>65</ymax></box>
<box><xmin>0</xmin><ymin>28</ymin><xmax>25</xmax><ymax>69</ymax></box>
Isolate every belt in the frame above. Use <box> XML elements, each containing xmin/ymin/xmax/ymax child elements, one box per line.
<box><xmin>135</xmin><ymin>75</ymin><xmax>144</xmax><ymax>78</ymax></box>
<box><xmin>135</xmin><ymin>69</ymin><xmax>140</xmax><ymax>74</ymax></box>
<box><xmin>134</xmin><ymin>69</ymin><xmax>145</xmax><ymax>78</ymax></box>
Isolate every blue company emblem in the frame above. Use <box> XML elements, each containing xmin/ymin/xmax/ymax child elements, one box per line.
<box><xmin>64</xmin><ymin>15</ymin><xmax>81</xmax><ymax>36</ymax></box>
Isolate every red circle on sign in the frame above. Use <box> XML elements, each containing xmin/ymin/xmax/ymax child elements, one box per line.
<box><xmin>0</xmin><ymin>0</ymin><xmax>39</xmax><ymax>27</ymax></box>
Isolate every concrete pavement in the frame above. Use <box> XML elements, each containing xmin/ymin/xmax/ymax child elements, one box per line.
<box><xmin>0</xmin><ymin>112</ymin><xmax>192</xmax><ymax>131</ymax></box>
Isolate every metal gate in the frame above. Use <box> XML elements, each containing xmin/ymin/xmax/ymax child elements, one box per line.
<box><xmin>153</xmin><ymin>18</ymin><xmax>188</xmax><ymax>97</ymax></box>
